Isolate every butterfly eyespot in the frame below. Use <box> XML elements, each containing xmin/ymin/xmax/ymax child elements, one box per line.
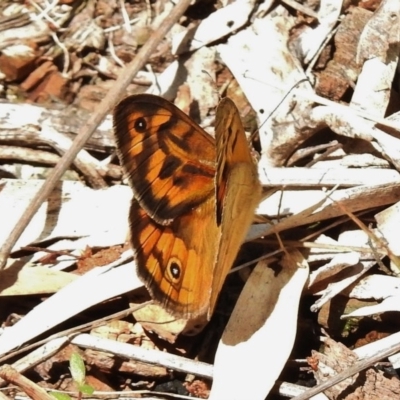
<box><xmin>169</xmin><ymin>261</ymin><xmax>181</xmax><ymax>280</ymax></box>
<box><xmin>134</xmin><ymin>117</ymin><xmax>147</xmax><ymax>132</ymax></box>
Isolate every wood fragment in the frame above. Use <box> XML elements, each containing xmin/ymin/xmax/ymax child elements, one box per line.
<box><xmin>0</xmin><ymin>365</ymin><xmax>54</xmax><ymax>400</ymax></box>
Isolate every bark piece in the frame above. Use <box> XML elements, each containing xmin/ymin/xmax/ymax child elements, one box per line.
<box><xmin>0</xmin><ymin>44</ymin><xmax>38</xmax><ymax>82</ymax></box>
<box><xmin>316</xmin><ymin>7</ymin><xmax>372</xmax><ymax>101</ymax></box>
<box><xmin>21</xmin><ymin>61</ymin><xmax>69</xmax><ymax>103</ymax></box>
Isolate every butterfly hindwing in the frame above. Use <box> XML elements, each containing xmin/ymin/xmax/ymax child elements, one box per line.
<box><xmin>130</xmin><ymin>197</ymin><xmax>219</xmax><ymax>318</ymax></box>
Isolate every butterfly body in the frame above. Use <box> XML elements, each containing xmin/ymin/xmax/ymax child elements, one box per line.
<box><xmin>114</xmin><ymin>94</ymin><xmax>261</xmax><ymax>321</ymax></box>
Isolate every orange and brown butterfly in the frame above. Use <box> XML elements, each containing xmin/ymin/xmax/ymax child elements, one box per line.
<box><xmin>113</xmin><ymin>94</ymin><xmax>261</xmax><ymax>321</ymax></box>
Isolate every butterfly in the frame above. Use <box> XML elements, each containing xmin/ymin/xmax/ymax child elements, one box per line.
<box><xmin>113</xmin><ymin>94</ymin><xmax>261</xmax><ymax>321</ymax></box>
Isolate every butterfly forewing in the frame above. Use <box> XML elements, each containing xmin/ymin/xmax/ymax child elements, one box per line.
<box><xmin>210</xmin><ymin>98</ymin><xmax>261</xmax><ymax>318</ymax></box>
<box><xmin>114</xmin><ymin>94</ymin><xmax>216</xmax><ymax>224</ymax></box>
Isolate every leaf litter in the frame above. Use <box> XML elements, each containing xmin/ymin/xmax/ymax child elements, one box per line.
<box><xmin>1</xmin><ymin>0</ymin><xmax>400</xmax><ymax>399</ymax></box>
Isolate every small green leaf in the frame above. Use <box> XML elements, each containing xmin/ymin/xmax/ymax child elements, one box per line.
<box><xmin>69</xmin><ymin>352</ymin><xmax>86</xmax><ymax>385</ymax></box>
<box><xmin>50</xmin><ymin>392</ymin><xmax>72</xmax><ymax>400</ymax></box>
<box><xmin>78</xmin><ymin>383</ymin><xmax>95</xmax><ymax>395</ymax></box>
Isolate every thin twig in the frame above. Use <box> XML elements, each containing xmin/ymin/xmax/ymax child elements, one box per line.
<box><xmin>291</xmin><ymin>341</ymin><xmax>400</xmax><ymax>400</ymax></box>
<box><xmin>28</xmin><ymin>0</ymin><xmax>61</xmax><ymax>29</ymax></box>
<box><xmin>107</xmin><ymin>31</ymin><xmax>124</xmax><ymax>67</ymax></box>
<box><xmin>103</xmin><ymin>17</ymin><xmax>140</xmax><ymax>33</ymax></box>
<box><xmin>280</xmin><ymin>0</ymin><xmax>318</xmax><ymax>19</ymax></box>
<box><xmin>306</xmin><ymin>24</ymin><xmax>340</xmax><ymax>74</ymax></box>
<box><xmin>0</xmin><ymin>0</ymin><xmax>193</xmax><ymax>270</ymax></box>
<box><xmin>119</xmin><ymin>0</ymin><xmax>131</xmax><ymax>33</ymax></box>
<box><xmin>50</xmin><ymin>31</ymin><xmax>70</xmax><ymax>75</ymax></box>
<box><xmin>0</xmin><ymin>303</ymin><xmax>150</xmax><ymax>364</ymax></box>
<box><xmin>330</xmin><ymin>198</ymin><xmax>400</xmax><ymax>264</ymax></box>
<box><xmin>0</xmin><ymin>365</ymin><xmax>54</xmax><ymax>400</ymax></box>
